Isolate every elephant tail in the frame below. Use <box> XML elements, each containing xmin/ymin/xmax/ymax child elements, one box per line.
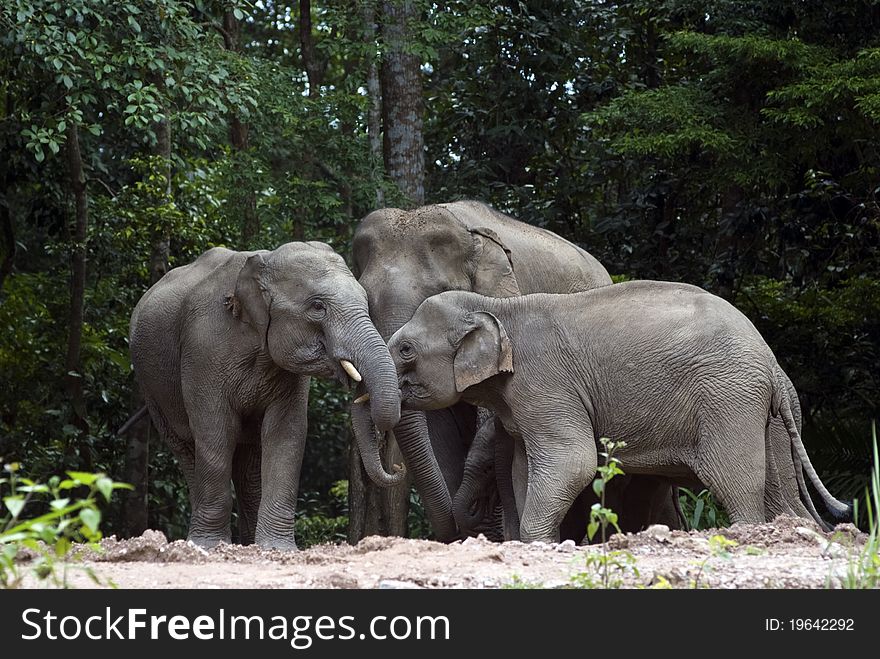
<box><xmin>775</xmin><ymin>369</ymin><xmax>852</xmax><ymax>523</ymax></box>
<box><xmin>117</xmin><ymin>405</ymin><xmax>149</xmax><ymax>435</ymax></box>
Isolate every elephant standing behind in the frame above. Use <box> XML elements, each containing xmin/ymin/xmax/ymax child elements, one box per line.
<box><xmin>351</xmin><ymin>200</ymin><xmax>620</xmax><ymax>541</ymax></box>
<box><xmin>130</xmin><ymin>242</ymin><xmax>402</xmax><ymax>549</ymax></box>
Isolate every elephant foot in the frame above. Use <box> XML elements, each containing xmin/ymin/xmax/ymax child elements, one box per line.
<box><xmin>187</xmin><ymin>533</ymin><xmax>230</xmax><ymax>549</ymax></box>
<box><xmin>256</xmin><ymin>536</ymin><xmax>299</xmax><ymax>552</ymax></box>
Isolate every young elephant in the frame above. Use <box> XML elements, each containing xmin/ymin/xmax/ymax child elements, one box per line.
<box><xmin>388</xmin><ymin>281</ymin><xmax>850</xmax><ymax>543</ymax></box>
<box><xmin>130</xmin><ymin>243</ymin><xmax>402</xmax><ymax>550</ymax></box>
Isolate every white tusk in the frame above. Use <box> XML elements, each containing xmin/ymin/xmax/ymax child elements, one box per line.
<box><xmin>353</xmin><ymin>393</ymin><xmax>371</xmax><ymax>404</ymax></box>
<box><xmin>340</xmin><ymin>359</ymin><xmax>362</xmax><ymax>383</ymax></box>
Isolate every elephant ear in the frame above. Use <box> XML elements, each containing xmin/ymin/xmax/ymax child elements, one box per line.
<box><xmin>468</xmin><ymin>227</ymin><xmax>520</xmax><ymax>298</ymax></box>
<box><xmin>230</xmin><ymin>253</ymin><xmax>271</xmax><ymax>350</ymax></box>
<box><xmin>452</xmin><ymin>311</ymin><xmax>514</xmax><ymax>393</ymax></box>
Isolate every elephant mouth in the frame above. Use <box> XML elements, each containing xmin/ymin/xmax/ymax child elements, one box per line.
<box><xmin>296</xmin><ymin>342</ymin><xmax>359</xmax><ymax>385</ymax></box>
<box><xmin>400</xmin><ymin>381</ymin><xmax>425</xmax><ymax>402</ymax></box>
<box><xmin>293</xmin><ymin>345</ymin><xmax>336</xmax><ymax>379</ymax></box>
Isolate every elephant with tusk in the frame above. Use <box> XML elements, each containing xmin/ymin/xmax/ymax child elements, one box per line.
<box><xmin>129</xmin><ymin>242</ymin><xmax>402</xmax><ymax>550</ymax></box>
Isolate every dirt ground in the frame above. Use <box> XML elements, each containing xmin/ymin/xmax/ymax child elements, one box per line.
<box><xmin>21</xmin><ymin>515</ymin><xmax>869</xmax><ymax>589</ymax></box>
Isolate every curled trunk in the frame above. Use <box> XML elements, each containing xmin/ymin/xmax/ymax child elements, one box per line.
<box><xmin>334</xmin><ymin>314</ymin><xmax>402</xmax><ymax>485</ymax></box>
<box><xmin>350</xmin><ymin>403</ymin><xmax>404</xmax><ymax>487</ymax></box>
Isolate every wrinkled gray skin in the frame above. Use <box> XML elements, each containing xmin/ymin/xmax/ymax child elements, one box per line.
<box><xmin>352</xmin><ymin>201</ymin><xmax>612</xmax><ymax>540</ymax></box>
<box><xmin>390</xmin><ymin>282</ymin><xmax>850</xmax><ymax>543</ymax></box>
<box><xmin>130</xmin><ymin>243</ymin><xmax>402</xmax><ymax>550</ymax></box>
<box><xmin>456</xmin><ymin>372</ymin><xmax>822</xmax><ymax>541</ymax></box>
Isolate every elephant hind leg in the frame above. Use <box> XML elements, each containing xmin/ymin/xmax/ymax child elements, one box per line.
<box><xmin>233</xmin><ymin>442</ymin><xmax>262</xmax><ymax>545</ymax></box>
<box><xmin>693</xmin><ymin>417</ymin><xmax>766</xmax><ymax>525</ymax></box>
<box><xmin>146</xmin><ymin>400</ymin><xmax>197</xmax><ymax>509</ymax></box>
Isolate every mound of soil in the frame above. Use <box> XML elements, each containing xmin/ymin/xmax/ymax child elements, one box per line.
<box><xmin>22</xmin><ymin>515</ymin><xmax>869</xmax><ymax>589</ymax></box>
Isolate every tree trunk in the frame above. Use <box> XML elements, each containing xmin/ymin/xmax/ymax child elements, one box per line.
<box><xmin>121</xmin><ymin>90</ymin><xmax>173</xmax><ymax>537</ymax></box>
<box><xmin>716</xmin><ymin>184</ymin><xmax>744</xmax><ymax>299</ymax></box>
<box><xmin>348</xmin><ymin>1</ymin><xmax>425</xmax><ymax>543</ymax></box>
<box><xmin>299</xmin><ymin>0</ymin><xmax>322</xmax><ymax>98</ymax></box>
<box><xmin>222</xmin><ymin>10</ymin><xmax>259</xmax><ymax>246</ymax></box>
<box><xmin>364</xmin><ymin>0</ymin><xmax>385</xmax><ymax>208</ymax></box>
<box><xmin>380</xmin><ymin>0</ymin><xmax>424</xmax><ymax>207</ymax></box>
<box><xmin>64</xmin><ymin>124</ymin><xmax>90</xmax><ymax>457</ymax></box>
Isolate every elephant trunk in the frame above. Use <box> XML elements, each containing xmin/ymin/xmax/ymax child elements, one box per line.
<box><xmin>334</xmin><ymin>314</ymin><xmax>403</xmax><ymax>486</ymax></box>
<box><xmin>338</xmin><ymin>314</ymin><xmax>401</xmax><ymax>432</ymax></box>
<box><xmin>452</xmin><ymin>474</ymin><xmax>482</xmax><ymax>535</ymax></box>
<box><xmin>351</xmin><ymin>302</ymin><xmax>460</xmax><ymax>540</ymax></box>
<box><xmin>392</xmin><ymin>410</ymin><xmax>459</xmax><ymax>541</ymax></box>
<box><xmin>350</xmin><ymin>403</ymin><xmax>404</xmax><ymax>487</ymax></box>
<box><xmin>453</xmin><ymin>444</ymin><xmax>496</xmax><ymax>536</ymax></box>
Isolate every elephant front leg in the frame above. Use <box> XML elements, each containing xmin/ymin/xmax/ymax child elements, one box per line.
<box><xmin>519</xmin><ymin>417</ymin><xmax>597</xmax><ymax>544</ymax></box>
<box><xmin>188</xmin><ymin>414</ymin><xmax>238</xmax><ymax>549</ymax></box>
<box><xmin>255</xmin><ymin>385</ymin><xmax>309</xmax><ymax>550</ymax></box>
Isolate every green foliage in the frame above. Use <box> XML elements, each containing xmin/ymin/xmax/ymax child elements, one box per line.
<box><xmin>679</xmin><ymin>488</ymin><xmax>730</xmax><ymax>531</ymax></box>
<box><xmin>294</xmin><ymin>480</ymin><xmax>350</xmax><ymax>549</ymax></box>
<box><xmin>842</xmin><ymin>423</ymin><xmax>880</xmax><ymax>589</ymax></box>
<box><xmin>0</xmin><ymin>463</ymin><xmax>131</xmax><ymax>588</ymax></box>
<box><xmin>586</xmin><ymin>86</ymin><xmax>736</xmax><ymax>159</ymax></box>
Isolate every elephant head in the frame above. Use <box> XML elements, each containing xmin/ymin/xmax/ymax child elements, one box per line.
<box><xmin>228</xmin><ymin>241</ymin><xmax>404</xmax><ymax>486</ymax></box>
<box><xmin>352</xmin><ymin>205</ymin><xmax>519</xmax><ymax>540</ymax></box>
<box><xmin>388</xmin><ymin>293</ymin><xmax>513</xmax><ymax>412</ymax></box>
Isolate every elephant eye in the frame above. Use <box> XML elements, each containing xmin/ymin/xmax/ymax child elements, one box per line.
<box><xmin>399</xmin><ymin>342</ymin><xmax>414</xmax><ymax>359</ymax></box>
<box><xmin>311</xmin><ymin>300</ymin><xmax>326</xmax><ymax>312</ymax></box>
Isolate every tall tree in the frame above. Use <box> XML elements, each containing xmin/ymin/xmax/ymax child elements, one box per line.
<box><xmin>63</xmin><ymin>123</ymin><xmax>90</xmax><ymax>444</ymax></box>
<box><xmin>346</xmin><ymin>0</ymin><xmax>426</xmax><ymax>542</ymax></box>
<box><xmin>121</xmin><ymin>75</ymin><xmax>174</xmax><ymax>537</ymax></box>
<box><xmin>220</xmin><ymin>7</ymin><xmax>259</xmax><ymax>245</ymax></box>
<box><xmin>380</xmin><ymin>0</ymin><xmax>424</xmax><ymax>206</ymax></box>
<box><xmin>364</xmin><ymin>1</ymin><xmax>385</xmax><ymax>208</ymax></box>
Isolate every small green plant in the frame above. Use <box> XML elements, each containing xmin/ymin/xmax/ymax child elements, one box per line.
<box><xmin>1</xmin><ymin>463</ymin><xmax>131</xmax><ymax>588</ymax></box>
<box><xmin>646</xmin><ymin>574</ymin><xmax>673</xmax><ymax>589</ymax></box>
<box><xmin>678</xmin><ymin>487</ymin><xmax>730</xmax><ymax>530</ymax></box>
<box><xmin>570</xmin><ymin>438</ymin><xmax>638</xmax><ymax>588</ymax></box>
<box><xmin>588</xmin><ymin>438</ymin><xmax>626</xmax><ymax>544</ymax></box>
<box><xmin>503</xmin><ymin>574</ymin><xmax>545</xmax><ymax>589</ymax></box>
<box><xmin>841</xmin><ymin>422</ymin><xmax>880</xmax><ymax>589</ymax></box>
<box><xmin>570</xmin><ymin>550</ymin><xmax>639</xmax><ymax>589</ymax></box>
<box><xmin>691</xmin><ymin>534</ymin><xmax>738</xmax><ymax>588</ymax></box>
